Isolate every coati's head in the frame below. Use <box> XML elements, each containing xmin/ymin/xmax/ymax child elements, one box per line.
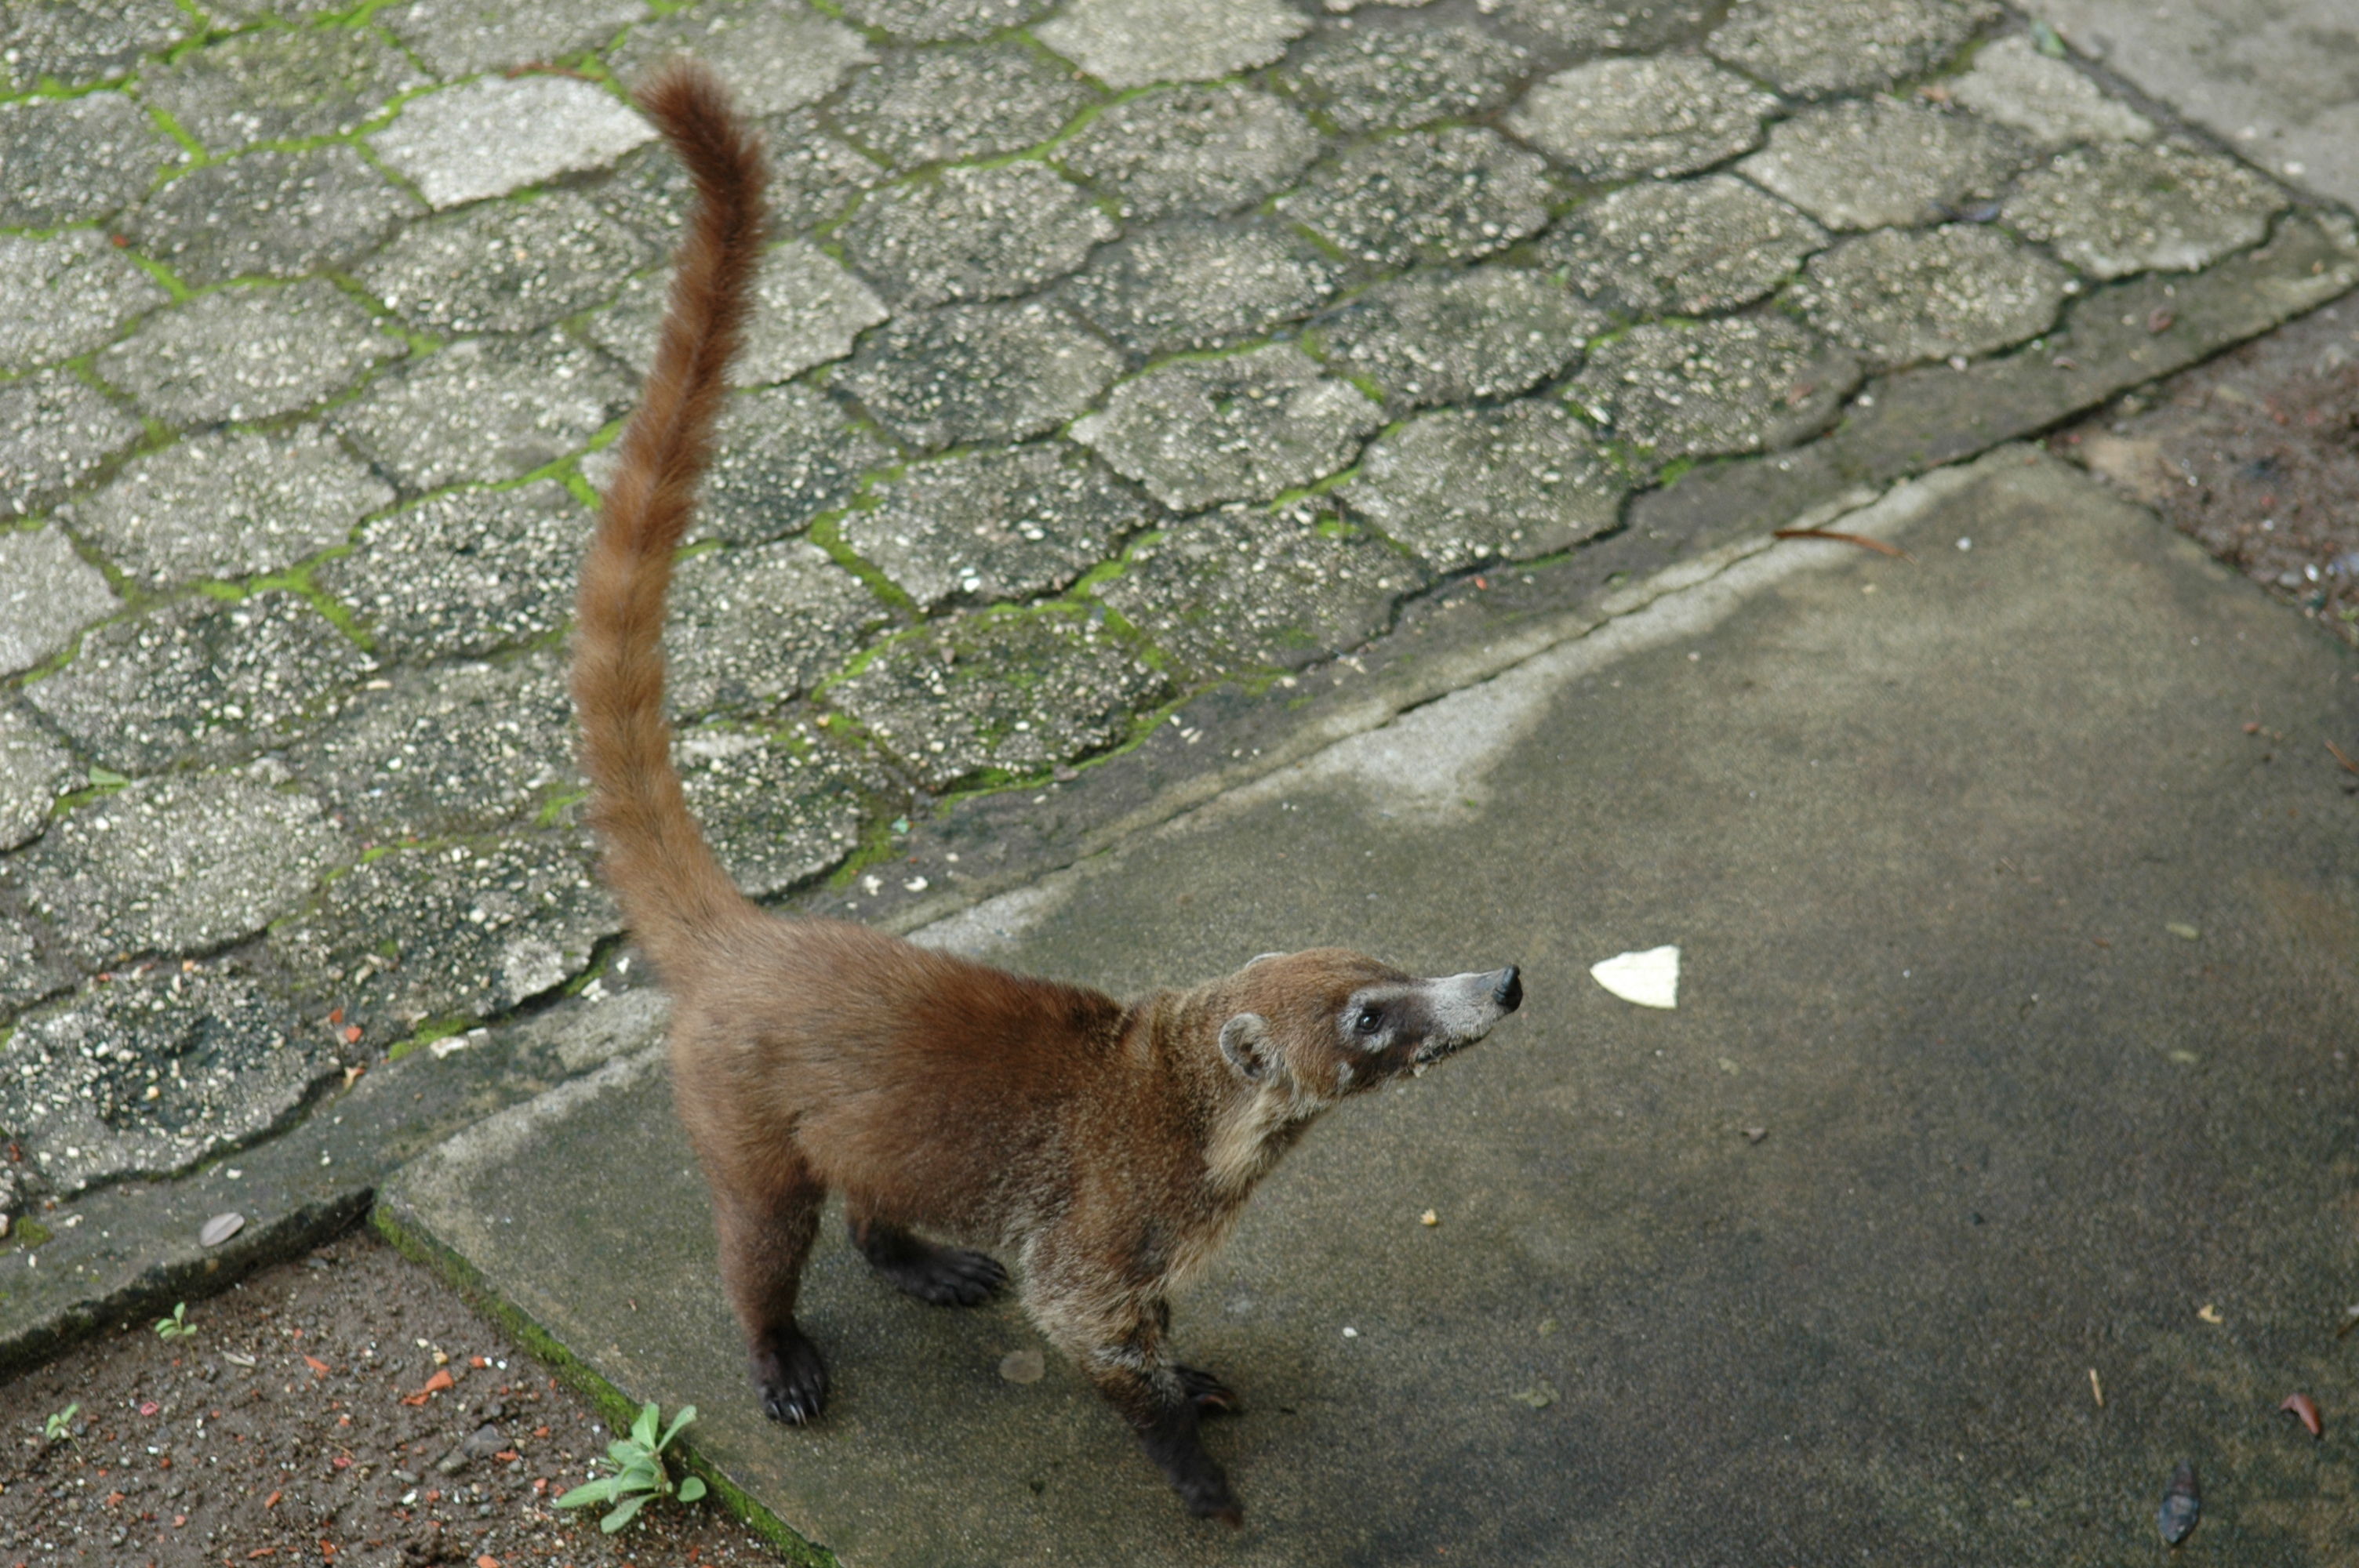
<box><xmin>1212</xmin><ymin>947</ymin><xmax>1524</xmax><ymax>1111</ymax></box>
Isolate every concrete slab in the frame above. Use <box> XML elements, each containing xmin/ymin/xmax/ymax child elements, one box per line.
<box><xmin>2043</xmin><ymin>0</ymin><xmax>2359</xmax><ymax>210</ymax></box>
<box><xmin>382</xmin><ymin>447</ymin><xmax>2359</xmax><ymax>1564</ymax></box>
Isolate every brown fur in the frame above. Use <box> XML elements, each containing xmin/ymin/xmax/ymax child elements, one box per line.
<box><xmin>570</xmin><ymin>64</ymin><xmax>1521</xmax><ymax>1526</ymax></box>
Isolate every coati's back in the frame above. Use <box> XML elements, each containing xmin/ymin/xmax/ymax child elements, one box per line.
<box><xmin>670</xmin><ymin>913</ymin><xmax>1141</xmax><ymax>1235</ymax></box>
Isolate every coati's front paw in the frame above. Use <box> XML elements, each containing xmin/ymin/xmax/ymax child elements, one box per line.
<box><xmin>751</xmin><ymin>1326</ymin><xmax>828</xmax><ymax>1425</ymax></box>
<box><xmin>1176</xmin><ymin>1364</ymin><xmax>1241</xmax><ymax>1415</ymax></box>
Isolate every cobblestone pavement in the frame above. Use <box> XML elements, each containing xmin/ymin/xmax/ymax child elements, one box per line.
<box><xmin>1</xmin><ymin>0</ymin><xmax>2355</xmax><ymax>1333</ymax></box>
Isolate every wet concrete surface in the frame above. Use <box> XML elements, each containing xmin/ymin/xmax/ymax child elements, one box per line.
<box><xmin>385</xmin><ymin>447</ymin><xmax>2359</xmax><ymax>1564</ymax></box>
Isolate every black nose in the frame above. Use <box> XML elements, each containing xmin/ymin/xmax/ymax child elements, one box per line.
<box><xmin>1492</xmin><ymin>966</ymin><xmax>1522</xmax><ymax>1012</ymax></box>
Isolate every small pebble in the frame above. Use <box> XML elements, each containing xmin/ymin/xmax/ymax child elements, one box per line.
<box><xmin>998</xmin><ymin>1349</ymin><xmax>1045</xmax><ymax>1385</ymax></box>
<box><xmin>1342</xmin><ymin>1326</ymin><xmax>1358</xmax><ymax>1338</ymax></box>
<box><xmin>199</xmin><ymin>1212</ymin><xmax>245</xmax><ymax>1247</ymax></box>
<box><xmin>2157</xmin><ymin>1459</ymin><xmax>2200</xmax><ymax>1545</ymax></box>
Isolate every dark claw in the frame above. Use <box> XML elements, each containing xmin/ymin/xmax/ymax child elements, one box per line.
<box><xmin>1176</xmin><ymin>1364</ymin><xmax>1241</xmax><ymax>1415</ymax></box>
<box><xmin>751</xmin><ymin>1326</ymin><xmax>827</xmax><ymax>1425</ymax></box>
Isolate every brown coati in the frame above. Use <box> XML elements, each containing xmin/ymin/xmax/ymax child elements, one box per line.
<box><xmin>571</xmin><ymin>64</ymin><xmax>1525</xmax><ymax>1526</ymax></box>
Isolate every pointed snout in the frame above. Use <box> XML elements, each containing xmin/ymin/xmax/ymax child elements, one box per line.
<box><xmin>1417</xmin><ymin>967</ymin><xmax>1528</xmax><ymax>1062</ymax></box>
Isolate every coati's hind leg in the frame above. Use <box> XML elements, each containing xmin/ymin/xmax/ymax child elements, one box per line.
<box><xmin>713</xmin><ymin>1174</ymin><xmax>829</xmax><ymax>1425</ymax></box>
<box><xmin>847</xmin><ymin>1206</ymin><xmax>1007</xmax><ymax>1307</ymax></box>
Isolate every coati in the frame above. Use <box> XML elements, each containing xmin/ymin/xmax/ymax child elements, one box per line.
<box><xmin>570</xmin><ymin>64</ymin><xmax>1526</xmax><ymax>1526</ymax></box>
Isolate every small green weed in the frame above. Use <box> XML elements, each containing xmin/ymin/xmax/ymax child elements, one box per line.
<box><xmin>43</xmin><ymin>1404</ymin><xmax>79</xmax><ymax>1443</ymax></box>
<box><xmin>154</xmin><ymin>1301</ymin><xmax>197</xmax><ymax>1340</ymax></box>
<box><xmin>554</xmin><ymin>1401</ymin><xmax>707</xmax><ymax>1533</ymax></box>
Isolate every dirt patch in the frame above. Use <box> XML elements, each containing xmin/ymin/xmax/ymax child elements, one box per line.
<box><xmin>2055</xmin><ymin>291</ymin><xmax>2359</xmax><ymax>646</ymax></box>
<box><xmin>0</xmin><ymin>1228</ymin><xmax>789</xmax><ymax>1568</ymax></box>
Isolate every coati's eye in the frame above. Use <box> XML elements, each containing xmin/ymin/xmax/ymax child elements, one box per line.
<box><xmin>1354</xmin><ymin>1007</ymin><xmax>1383</xmax><ymax>1036</ymax></box>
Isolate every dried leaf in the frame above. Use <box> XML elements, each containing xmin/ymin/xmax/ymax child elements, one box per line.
<box><xmin>1772</xmin><ymin>526</ymin><xmax>1915</xmax><ymax>561</ymax></box>
<box><xmin>2281</xmin><ymin>1392</ymin><xmax>2323</xmax><ymax>1438</ymax></box>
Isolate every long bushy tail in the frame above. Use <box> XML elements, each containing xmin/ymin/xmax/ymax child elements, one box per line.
<box><xmin>572</xmin><ymin>64</ymin><xmax>767</xmax><ymax>975</ymax></box>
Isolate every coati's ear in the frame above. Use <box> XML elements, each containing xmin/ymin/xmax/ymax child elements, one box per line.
<box><xmin>1218</xmin><ymin>1013</ymin><xmax>1275</xmax><ymax>1083</ymax></box>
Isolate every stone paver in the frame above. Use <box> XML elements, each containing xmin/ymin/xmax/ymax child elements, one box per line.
<box><xmin>0</xmin><ymin>528</ymin><xmax>118</xmax><ymax>675</ymax></box>
<box><xmin>96</xmin><ymin>279</ymin><xmax>406</xmax><ymax>428</ymax></box>
<box><xmin>695</xmin><ymin>384</ymin><xmax>896</xmax><ymax>546</ymax></box>
<box><xmin>368</xmin><ymin>74</ymin><xmax>653</xmax><ymax>210</ymax></box>
<box><xmin>838</xmin><ymin>165</ymin><xmax>1116</xmax><ymax>310</ymax></box>
<box><xmin>1708</xmin><ymin>0</ymin><xmax>2001</xmax><ymax>97</ymax></box>
<box><xmin>0</xmin><ymin>90</ymin><xmax>178</xmax><ymax>228</ymax></box>
<box><xmin>1278</xmin><ymin>17</ymin><xmax>1531</xmax><ymax>133</ymax></box>
<box><xmin>75</xmin><ymin>426</ymin><xmax>392</xmax><ymax>590</ymax></box>
<box><xmin>609</xmin><ymin>2</ymin><xmax>872</xmax><ymax>120</ymax></box>
<box><xmin>597</xmin><ymin>107</ymin><xmax>883</xmax><ymax>245</ymax></box>
<box><xmin>843</xmin><ymin>443</ymin><xmax>1153</xmax><ymax>609</ymax></box>
<box><xmin>1056</xmin><ymin>83</ymin><xmax>1321</xmax><ymax>223</ymax></box>
<box><xmin>123</xmin><ymin>147</ymin><xmax>424</xmax><ymax>289</ymax></box>
<box><xmin>678</xmin><ymin>726</ymin><xmax>866</xmax><ymax>898</ymax></box>
<box><xmin>665</xmin><ymin>540</ymin><xmax>894</xmax><ymax>717</ymax></box>
<box><xmin>358</xmin><ymin>191</ymin><xmax>651</xmax><ymax>336</ymax></box>
<box><xmin>3</xmin><ymin>967</ymin><xmax>329</xmax><ymax>1196</ymax></box>
<box><xmin>1791</xmin><ymin>224</ymin><xmax>2070</xmax><ymax>371</ymax></box>
<box><xmin>1569</xmin><ymin>316</ymin><xmax>1861</xmax><ymax>459</ymax></box>
<box><xmin>1072</xmin><ymin>343</ymin><xmax>1384</xmax><ymax>510</ymax></box>
<box><xmin>138</xmin><ymin>27</ymin><xmax>423</xmax><ymax>153</ymax></box>
<box><xmin>1504</xmin><ymin>56</ymin><xmax>1778</xmax><ymax>183</ymax></box>
<box><xmin>1096</xmin><ymin>506</ymin><xmax>1422</xmax><ymax>676</ymax></box>
<box><xmin>832</xmin><ymin>43</ymin><xmax>1093</xmax><ymax>169</ymax></box>
<box><xmin>837</xmin><ymin>0</ymin><xmax>1052</xmax><ymax>41</ymax></box>
<box><xmin>830</xmin><ymin>610</ymin><xmax>1168</xmax><ymax>789</ymax></box>
<box><xmin>839</xmin><ymin>300</ymin><xmax>1122</xmax><ymax>452</ymax></box>
<box><xmin>25</xmin><ymin>591</ymin><xmax>373</xmax><ymax>775</ymax></box>
<box><xmin>1341</xmin><ymin>396</ymin><xmax>1629</xmax><ymax>569</ymax></box>
<box><xmin>1281</xmin><ymin>126</ymin><xmax>1555</xmax><ymax>267</ymax></box>
<box><xmin>1481</xmin><ymin>0</ymin><xmax>1711</xmax><ymax>51</ymax></box>
<box><xmin>592</xmin><ymin>241</ymin><xmax>889</xmax><ymax>387</ymax></box>
<box><xmin>0</xmin><ymin>370</ymin><xmax>144</xmax><ymax>522</ymax></box>
<box><xmin>1543</xmin><ymin>176</ymin><xmax>1829</xmax><ymax>318</ymax></box>
<box><xmin>329</xmin><ymin>331</ymin><xmax>633</xmax><ymax>493</ymax></box>
<box><xmin>1060</xmin><ymin>218</ymin><xmax>1343</xmax><ymax>358</ymax></box>
<box><xmin>0</xmin><ymin>706</ymin><xmax>76</xmax><ymax>852</ymax></box>
<box><xmin>1035</xmin><ymin>0</ymin><xmax>1308</xmax><ymax>89</ymax></box>
<box><xmin>9</xmin><ymin>770</ymin><xmax>347</xmax><ymax>967</ymax></box>
<box><xmin>2005</xmin><ymin>139</ymin><xmax>2291</xmax><ymax>278</ymax></box>
<box><xmin>383</xmin><ymin>0</ymin><xmax>649</xmax><ymax>80</ymax></box>
<box><xmin>0</xmin><ymin>0</ymin><xmax>193</xmax><ymax>92</ymax></box>
<box><xmin>315</xmin><ymin>480</ymin><xmax>592</xmax><ymax>661</ymax></box>
<box><xmin>267</xmin><ymin>830</ymin><xmax>611</xmax><ymax>1029</ymax></box>
<box><xmin>1949</xmin><ymin>33</ymin><xmax>2156</xmax><ymax>147</ymax></box>
<box><xmin>1738</xmin><ymin>98</ymin><xmax>2033</xmax><ymax>231</ymax></box>
<box><xmin>1311</xmin><ymin>266</ymin><xmax>1603</xmax><ymax>408</ymax></box>
<box><xmin>0</xmin><ymin>919</ymin><xmax>67</xmax><ymax>1020</ymax></box>
<box><xmin>289</xmin><ymin>651</ymin><xmax>576</xmax><ymax>844</ymax></box>
<box><xmin>0</xmin><ymin>230</ymin><xmax>168</xmax><ymax>372</ymax></box>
